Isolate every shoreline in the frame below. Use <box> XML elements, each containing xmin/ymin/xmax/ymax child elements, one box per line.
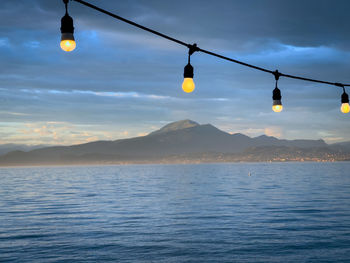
<box><xmin>0</xmin><ymin>160</ymin><xmax>349</xmax><ymax>169</ymax></box>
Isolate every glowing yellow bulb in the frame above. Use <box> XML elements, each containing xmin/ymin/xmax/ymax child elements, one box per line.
<box><xmin>272</xmin><ymin>104</ymin><xmax>283</xmax><ymax>113</ymax></box>
<box><xmin>341</xmin><ymin>103</ymin><xmax>350</xmax><ymax>113</ymax></box>
<box><xmin>182</xmin><ymin>78</ymin><xmax>195</xmax><ymax>93</ymax></box>
<box><xmin>60</xmin><ymin>40</ymin><xmax>76</xmax><ymax>52</ymax></box>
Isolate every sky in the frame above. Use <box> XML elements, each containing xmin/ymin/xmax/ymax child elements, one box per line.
<box><xmin>1</xmin><ymin>0</ymin><xmax>350</xmax><ymax>145</ymax></box>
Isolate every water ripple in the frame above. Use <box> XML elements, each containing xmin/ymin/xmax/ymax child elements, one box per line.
<box><xmin>0</xmin><ymin>163</ymin><xmax>350</xmax><ymax>262</ymax></box>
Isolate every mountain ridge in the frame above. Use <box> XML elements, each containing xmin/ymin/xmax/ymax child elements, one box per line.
<box><xmin>0</xmin><ymin>120</ymin><xmax>348</xmax><ymax>166</ymax></box>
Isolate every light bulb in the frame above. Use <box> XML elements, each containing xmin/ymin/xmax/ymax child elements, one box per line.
<box><xmin>341</xmin><ymin>103</ymin><xmax>350</xmax><ymax>114</ymax></box>
<box><xmin>272</xmin><ymin>86</ymin><xmax>282</xmax><ymax>113</ymax></box>
<box><xmin>182</xmin><ymin>62</ymin><xmax>195</xmax><ymax>93</ymax></box>
<box><xmin>60</xmin><ymin>11</ymin><xmax>75</xmax><ymax>52</ymax></box>
<box><xmin>182</xmin><ymin>78</ymin><xmax>195</xmax><ymax>93</ymax></box>
<box><xmin>60</xmin><ymin>39</ymin><xmax>76</xmax><ymax>52</ymax></box>
<box><xmin>272</xmin><ymin>104</ymin><xmax>283</xmax><ymax>113</ymax></box>
<box><xmin>341</xmin><ymin>90</ymin><xmax>349</xmax><ymax>113</ymax></box>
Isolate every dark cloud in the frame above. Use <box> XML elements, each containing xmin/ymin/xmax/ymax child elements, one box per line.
<box><xmin>2</xmin><ymin>0</ymin><xmax>350</xmax><ymax>48</ymax></box>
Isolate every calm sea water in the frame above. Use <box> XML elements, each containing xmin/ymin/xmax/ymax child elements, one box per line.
<box><xmin>0</xmin><ymin>162</ymin><xmax>350</xmax><ymax>262</ymax></box>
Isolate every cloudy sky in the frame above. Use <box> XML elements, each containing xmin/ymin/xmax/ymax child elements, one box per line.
<box><xmin>1</xmin><ymin>0</ymin><xmax>350</xmax><ymax>145</ymax></box>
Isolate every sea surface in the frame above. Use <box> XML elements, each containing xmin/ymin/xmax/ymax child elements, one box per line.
<box><xmin>0</xmin><ymin>162</ymin><xmax>350</xmax><ymax>262</ymax></box>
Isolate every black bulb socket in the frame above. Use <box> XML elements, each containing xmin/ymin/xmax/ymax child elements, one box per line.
<box><xmin>183</xmin><ymin>63</ymin><xmax>194</xmax><ymax>78</ymax></box>
<box><xmin>273</xmin><ymin>87</ymin><xmax>282</xmax><ymax>100</ymax></box>
<box><xmin>342</xmin><ymin>91</ymin><xmax>349</xmax><ymax>104</ymax></box>
<box><xmin>61</xmin><ymin>13</ymin><xmax>75</xmax><ymax>42</ymax></box>
<box><xmin>272</xmin><ymin>87</ymin><xmax>282</xmax><ymax>105</ymax></box>
<box><xmin>61</xmin><ymin>13</ymin><xmax>74</xmax><ymax>34</ymax></box>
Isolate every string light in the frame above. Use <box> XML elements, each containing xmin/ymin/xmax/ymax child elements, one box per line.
<box><xmin>62</xmin><ymin>0</ymin><xmax>350</xmax><ymax>114</ymax></box>
<box><xmin>182</xmin><ymin>44</ymin><xmax>198</xmax><ymax>93</ymax></box>
<box><xmin>182</xmin><ymin>66</ymin><xmax>195</xmax><ymax>93</ymax></box>
<box><xmin>340</xmin><ymin>85</ymin><xmax>350</xmax><ymax>114</ymax></box>
<box><xmin>60</xmin><ymin>0</ymin><xmax>76</xmax><ymax>52</ymax></box>
<box><xmin>272</xmin><ymin>70</ymin><xmax>283</xmax><ymax>113</ymax></box>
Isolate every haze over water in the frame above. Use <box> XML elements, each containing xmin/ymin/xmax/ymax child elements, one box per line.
<box><xmin>1</xmin><ymin>162</ymin><xmax>350</xmax><ymax>262</ymax></box>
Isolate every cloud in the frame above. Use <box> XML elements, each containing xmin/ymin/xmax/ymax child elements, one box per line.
<box><xmin>0</xmin><ymin>111</ymin><xmax>30</xmax><ymax>116</ymax></box>
<box><xmin>265</xmin><ymin>127</ymin><xmax>283</xmax><ymax>138</ymax></box>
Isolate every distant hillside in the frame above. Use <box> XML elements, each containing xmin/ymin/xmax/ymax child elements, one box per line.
<box><xmin>0</xmin><ymin>120</ymin><xmax>348</xmax><ymax>166</ymax></box>
<box><xmin>330</xmin><ymin>141</ymin><xmax>350</xmax><ymax>152</ymax></box>
<box><xmin>0</xmin><ymin>144</ymin><xmax>49</xmax><ymax>156</ymax></box>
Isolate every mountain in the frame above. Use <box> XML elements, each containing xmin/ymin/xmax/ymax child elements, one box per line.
<box><xmin>253</xmin><ymin>135</ymin><xmax>327</xmax><ymax>148</ymax></box>
<box><xmin>0</xmin><ymin>120</ymin><xmax>346</xmax><ymax>166</ymax></box>
<box><xmin>0</xmin><ymin>144</ymin><xmax>49</xmax><ymax>156</ymax></box>
<box><xmin>330</xmin><ymin>141</ymin><xmax>350</xmax><ymax>151</ymax></box>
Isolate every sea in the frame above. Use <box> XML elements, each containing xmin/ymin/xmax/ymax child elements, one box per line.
<box><xmin>0</xmin><ymin>162</ymin><xmax>350</xmax><ymax>262</ymax></box>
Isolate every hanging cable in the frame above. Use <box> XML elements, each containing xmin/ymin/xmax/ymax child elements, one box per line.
<box><xmin>63</xmin><ymin>0</ymin><xmax>350</xmax><ymax>113</ymax></box>
<box><xmin>69</xmin><ymin>0</ymin><xmax>350</xmax><ymax>88</ymax></box>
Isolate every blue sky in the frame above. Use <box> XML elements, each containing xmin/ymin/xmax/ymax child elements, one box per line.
<box><xmin>1</xmin><ymin>0</ymin><xmax>350</xmax><ymax>145</ymax></box>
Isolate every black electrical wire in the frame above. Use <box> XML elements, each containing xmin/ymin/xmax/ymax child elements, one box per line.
<box><xmin>71</xmin><ymin>0</ymin><xmax>350</xmax><ymax>88</ymax></box>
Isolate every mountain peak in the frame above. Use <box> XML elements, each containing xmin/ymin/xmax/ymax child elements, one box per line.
<box><xmin>255</xmin><ymin>134</ymin><xmax>278</xmax><ymax>140</ymax></box>
<box><xmin>149</xmin><ymin>119</ymin><xmax>199</xmax><ymax>135</ymax></box>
